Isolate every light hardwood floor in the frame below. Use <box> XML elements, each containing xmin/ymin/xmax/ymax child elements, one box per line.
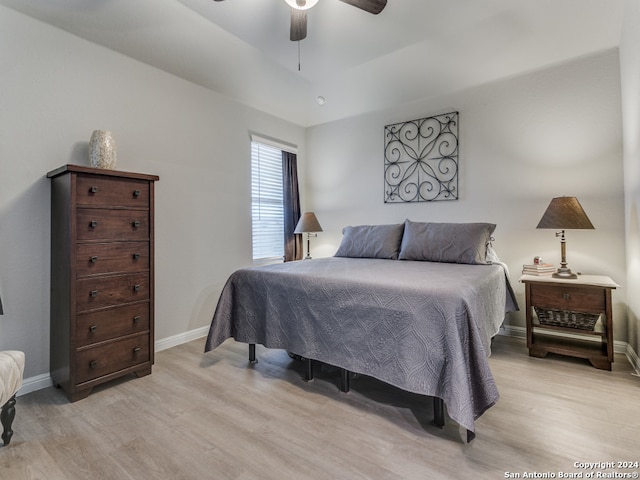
<box><xmin>2</xmin><ymin>335</ymin><xmax>638</xmax><ymax>480</ymax></box>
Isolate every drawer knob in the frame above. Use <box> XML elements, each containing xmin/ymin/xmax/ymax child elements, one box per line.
<box><xmin>90</xmin><ymin>220</ymin><xmax>98</xmax><ymax>228</ymax></box>
<box><xmin>89</xmin><ymin>360</ymin><xmax>98</xmax><ymax>369</ymax></box>
<box><xmin>90</xmin><ymin>186</ymin><xmax>99</xmax><ymax>194</ymax></box>
<box><xmin>133</xmin><ymin>315</ymin><xmax>141</xmax><ymax>323</ymax></box>
<box><xmin>133</xmin><ymin>189</ymin><xmax>141</xmax><ymax>197</ymax></box>
<box><xmin>90</xmin><ymin>256</ymin><xmax>98</xmax><ymax>263</ymax></box>
<box><xmin>132</xmin><ymin>220</ymin><xmax>141</xmax><ymax>228</ymax></box>
<box><xmin>132</xmin><ymin>252</ymin><xmax>141</xmax><ymax>260</ymax></box>
<box><xmin>133</xmin><ymin>284</ymin><xmax>141</xmax><ymax>292</ymax></box>
<box><xmin>90</xmin><ymin>290</ymin><xmax>99</xmax><ymax>298</ymax></box>
<box><xmin>563</xmin><ymin>293</ymin><xmax>570</xmax><ymax>300</ymax></box>
<box><xmin>133</xmin><ymin>347</ymin><xmax>141</xmax><ymax>353</ymax></box>
<box><xmin>89</xmin><ymin>325</ymin><xmax>97</xmax><ymax>333</ymax></box>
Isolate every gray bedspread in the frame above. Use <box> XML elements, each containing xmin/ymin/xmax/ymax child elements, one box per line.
<box><xmin>205</xmin><ymin>257</ymin><xmax>518</xmax><ymax>434</ymax></box>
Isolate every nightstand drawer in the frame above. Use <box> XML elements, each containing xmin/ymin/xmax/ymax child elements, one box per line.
<box><xmin>76</xmin><ymin>242</ymin><xmax>150</xmax><ymax>276</ymax></box>
<box><xmin>76</xmin><ymin>174</ymin><xmax>150</xmax><ymax>207</ymax></box>
<box><xmin>75</xmin><ymin>334</ymin><xmax>150</xmax><ymax>384</ymax></box>
<box><xmin>530</xmin><ymin>284</ymin><xmax>605</xmax><ymax>312</ymax></box>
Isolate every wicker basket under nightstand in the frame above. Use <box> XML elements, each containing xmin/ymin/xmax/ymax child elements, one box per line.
<box><xmin>533</xmin><ymin>307</ymin><xmax>600</xmax><ymax>331</ymax></box>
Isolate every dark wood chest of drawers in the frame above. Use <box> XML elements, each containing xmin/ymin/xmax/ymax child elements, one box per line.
<box><xmin>48</xmin><ymin>164</ymin><xmax>159</xmax><ymax>401</ymax></box>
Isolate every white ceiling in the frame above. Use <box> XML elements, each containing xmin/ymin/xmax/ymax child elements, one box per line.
<box><xmin>0</xmin><ymin>0</ymin><xmax>626</xmax><ymax>126</ymax></box>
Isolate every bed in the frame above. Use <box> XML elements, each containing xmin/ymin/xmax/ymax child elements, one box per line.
<box><xmin>205</xmin><ymin>220</ymin><xmax>518</xmax><ymax>441</ymax></box>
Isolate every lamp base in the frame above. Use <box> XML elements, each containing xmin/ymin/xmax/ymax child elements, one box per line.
<box><xmin>553</xmin><ymin>268</ymin><xmax>578</xmax><ymax>279</ymax></box>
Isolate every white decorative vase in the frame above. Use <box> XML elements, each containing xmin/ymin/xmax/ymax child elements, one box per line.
<box><xmin>89</xmin><ymin>130</ymin><xmax>117</xmax><ymax>169</ymax></box>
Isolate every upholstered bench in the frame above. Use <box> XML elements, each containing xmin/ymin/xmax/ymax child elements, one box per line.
<box><xmin>0</xmin><ymin>350</ymin><xmax>25</xmax><ymax>445</ymax></box>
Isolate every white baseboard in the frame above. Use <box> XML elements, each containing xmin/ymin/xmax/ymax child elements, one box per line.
<box><xmin>17</xmin><ymin>326</ymin><xmax>210</xmax><ymax>397</ymax></box>
<box><xmin>498</xmin><ymin>324</ymin><xmax>526</xmax><ymax>339</ymax></box>
<box><xmin>155</xmin><ymin>325</ymin><xmax>209</xmax><ymax>352</ymax></box>
<box><xmin>17</xmin><ymin>373</ymin><xmax>53</xmax><ymax>397</ymax></box>
<box><xmin>627</xmin><ymin>343</ymin><xmax>640</xmax><ymax>377</ymax></box>
<box><xmin>18</xmin><ymin>324</ymin><xmax>638</xmax><ymax>397</ymax></box>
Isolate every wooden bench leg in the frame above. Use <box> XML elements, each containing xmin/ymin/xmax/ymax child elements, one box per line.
<box><xmin>248</xmin><ymin>344</ymin><xmax>257</xmax><ymax>364</ymax></box>
<box><xmin>1</xmin><ymin>395</ymin><xmax>17</xmax><ymax>446</ymax></box>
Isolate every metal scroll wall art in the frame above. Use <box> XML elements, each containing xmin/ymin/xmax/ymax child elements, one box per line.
<box><xmin>384</xmin><ymin>111</ymin><xmax>459</xmax><ymax>203</ymax></box>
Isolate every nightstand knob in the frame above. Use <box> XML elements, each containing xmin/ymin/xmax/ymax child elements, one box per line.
<box><xmin>90</xmin><ymin>256</ymin><xmax>98</xmax><ymax>263</ymax></box>
<box><xmin>133</xmin><ymin>284</ymin><xmax>141</xmax><ymax>292</ymax></box>
<box><xmin>133</xmin><ymin>315</ymin><xmax>141</xmax><ymax>323</ymax></box>
<box><xmin>90</xmin><ymin>220</ymin><xmax>98</xmax><ymax>228</ymax></box>
<box><xmin>90</xmin><ymin>290</ymin><xmax>99</xmax><ymax>298</ymax></box>
<box><xmin>89</xmin><ymin>360</ymin><xmax>98</xmax><ymax>369</ymax></box>
<box><xmin>132</xmin><ymin>252</ymin><xmax>141</xmax><ymax>260</ymax></box>
<box><xmin>90</xmin><ymin>186</ymin><xmax>99</xmax><ymax>194</ymax></box>
<box><xmin>563</xmin><ymin>293</ymin><xmax>570</xmax><ymax>300</ymax></box>
<box><xmin>133</xmin><ymin>189</ymin><xmax>141</xmax><ymax>197</ymax></box>
<box><xmin>89</xmin><ymin>325</ymin><xmax>97</xmax><ymax>333</ymax></box>
<box><xmin>133</xmin><ymin>347</ymin><xmax>141</xmax><ymax>354</ymax></box>
<box><xmin>132</xmin><ymin>220</ymin><xmax>141</xmax><ymax>228</ymax></box>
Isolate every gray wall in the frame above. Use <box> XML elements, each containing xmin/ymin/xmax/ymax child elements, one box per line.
<box><xmin>305</xmin><ymin>49</ymin><xmax>627</xmax><ymax>342</ymax></box>
<box><xmin>621</xmin><ymin>0</ymin><xmax>640</xmax><ymax>359</ymax></box>
<box><xmin>0</xmin><ymin>6</ymin><xmax>306</xmax><ymax>383</ymax></box>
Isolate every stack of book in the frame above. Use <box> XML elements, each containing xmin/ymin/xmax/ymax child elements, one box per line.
<box><xmin>522</xmin><ymin>263</ymin><xmax>556</xmax><ymax>276</ymax></box>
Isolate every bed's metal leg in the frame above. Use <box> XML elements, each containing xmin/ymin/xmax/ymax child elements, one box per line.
<box><xmin>304</xmin><ymin>358</ymin><xmax>314</xmax><ymax>381</ymax></box>
<box><xmin>433</xmin><ymin>397</ymin><xmax>445</xmax><ymax>428</ymax></box>
<box><xmin>432</xmin><ymin>398</ymin><xmax>474</xmax><ymax>442</ymax></box>
<box><xmin>340</xmin><ymin>368</ymin><xmax>350</xmax><ymax>393</ymax></box>
<box><xmin>248</xmin><ymin>344</ymin><xmax>257</xmax><ymax>364</ymax></box>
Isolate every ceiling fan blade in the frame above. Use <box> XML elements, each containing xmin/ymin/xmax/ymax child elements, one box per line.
<box><xmin>338</xmin><ymin>0</ymin><xmax>386</xmax><ymax>14</ymax></box>
<box><xmin>290</xmin><ymin>9</ymin><xmax>307</xmax><ymax>41</ymax></box>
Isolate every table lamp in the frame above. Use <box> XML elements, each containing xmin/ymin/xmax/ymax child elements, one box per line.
<box><xmin>294</xmin><ymin>212</ymin><xmax>322</xmax><ymax>259</ymax></box>
<box><xmin>536</xmin><ymin>196</ymin><xmax>594</xmax><ymax>279</ymax></box>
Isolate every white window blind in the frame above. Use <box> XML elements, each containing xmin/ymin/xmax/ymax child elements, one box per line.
<box><xmin>251</xmin><ymin>141</ymin><xmax>284</xmax><ymax>261</ymax></box>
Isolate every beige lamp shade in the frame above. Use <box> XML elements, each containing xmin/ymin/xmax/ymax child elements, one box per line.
<box><xmin>294</xmin><ymin>212</ymin><xmax>323</xmax><ymax>233</ymax></box>
<box><xmin>536</xmin><ymin>197</ymin><xmax>594</xmax><ymax>230</ymax></box>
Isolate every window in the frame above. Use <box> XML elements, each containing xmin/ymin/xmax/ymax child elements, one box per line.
<box><xmin>251</xmin><ymin>140</ymin><xmax>284</xmax><ymax>262</ymax></box>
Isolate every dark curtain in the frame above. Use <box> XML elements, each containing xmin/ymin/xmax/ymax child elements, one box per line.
<box><xmin>282</xmin><ymin>151</ymin><xmax>302</xmax><ymax>261</ymax></box>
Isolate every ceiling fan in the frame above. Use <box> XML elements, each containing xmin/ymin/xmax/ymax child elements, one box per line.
<box><xmin>213</xmin><ymin>0</ymin><xmax>387</xmax><ymax>41</ymax></box>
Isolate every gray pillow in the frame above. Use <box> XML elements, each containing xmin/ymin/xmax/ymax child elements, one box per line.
<box><xmin>334</xmin><ymin>224</ymin><xmax>405</xmax><ymax>260</ymax></box>
<box><xmin>398</xmin><ymin>220</ymin><xmax>496</xmax><ymax>264</ymax></box>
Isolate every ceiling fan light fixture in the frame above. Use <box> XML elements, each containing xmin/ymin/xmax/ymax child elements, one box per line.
<box><xmin>285</xmin><ymin>0</ymin><xmax>319</xmax><ymax>10</ymax></box>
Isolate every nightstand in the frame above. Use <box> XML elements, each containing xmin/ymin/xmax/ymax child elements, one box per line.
<box><xmin>520</xmin><ymin>274</ymin><xmax>618</xmax><ymax>370</ymax></box>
